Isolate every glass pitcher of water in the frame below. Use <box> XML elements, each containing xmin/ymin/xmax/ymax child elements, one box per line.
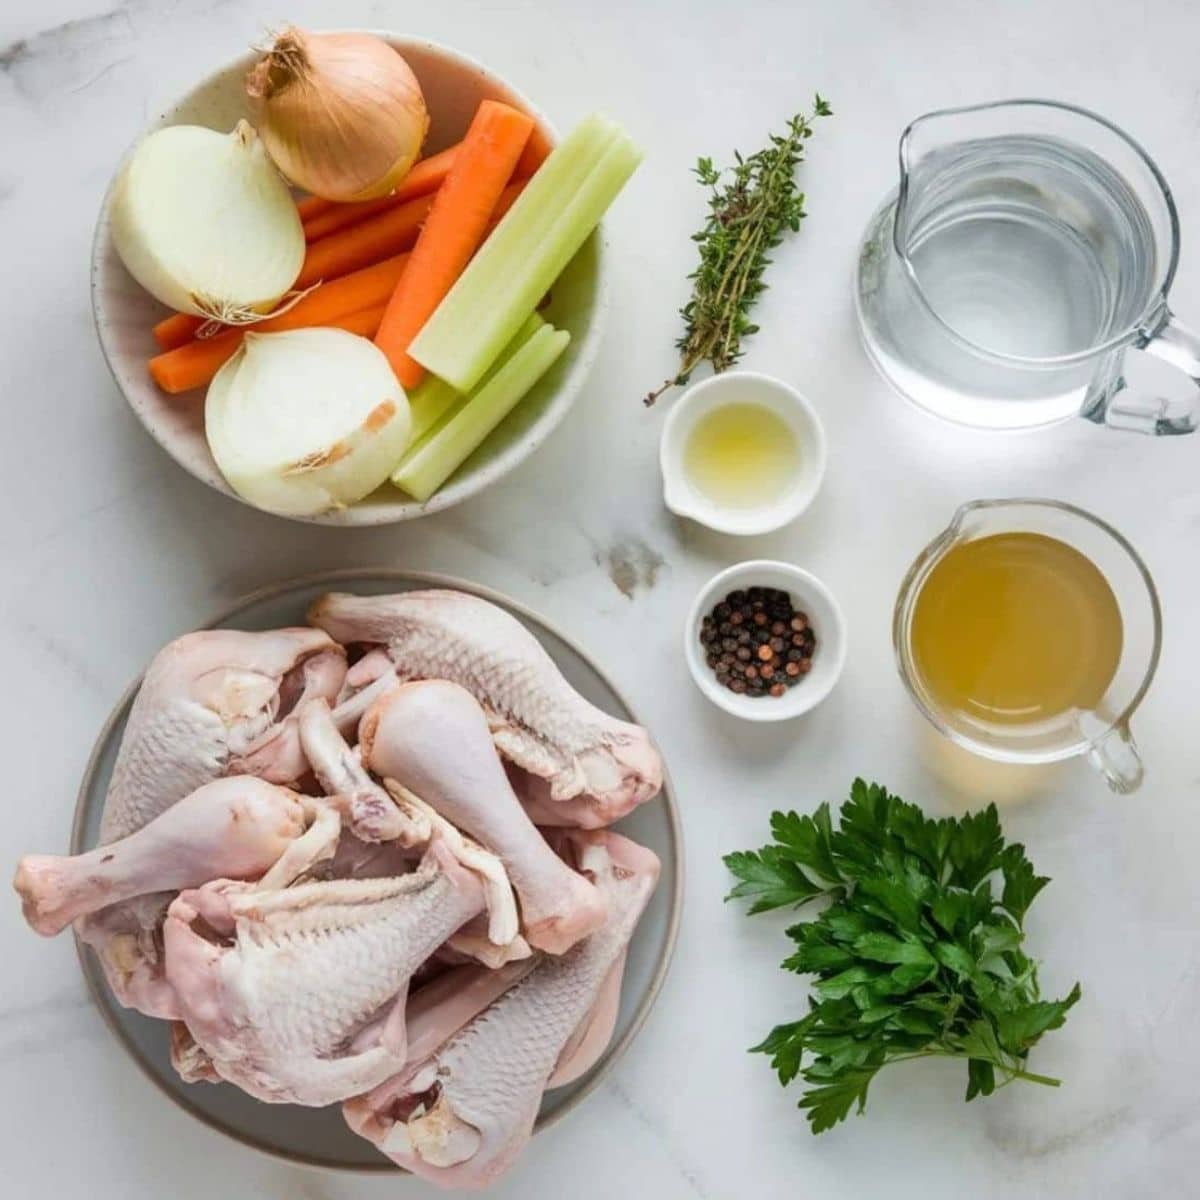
<box><xmin>856</xmin><ymin>100</ymin><xmax>1200</xmax><ymax>433</ymax></box>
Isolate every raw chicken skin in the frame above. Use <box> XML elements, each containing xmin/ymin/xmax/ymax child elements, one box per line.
<box><xmin>76</xmin><ymin>892</ymin><xmax>181</xmax><ymax>1018</ymax></box>
<box><xmin>100</xmin><ymin>628</ymin><xmax>343</xmax><ymax>842</ymax></box>
<box><xmin>164</xmin><ymin>840</ymin><xmax>486</xmax><ymax>1106</ymax></box>
<box><xmin>308</xmin><ymin>591</ymin><xmax>663</xmax><ymax>826</ymax></box>
<box><xmin>343</xmin><ymin>831</ymin><xmax>660</xmax><ymax>1189</ymax></box>
<box><xmin>360</xmin><ymin>680</ymin><xmax>606</xmax><ymax>955</ymax></box>
<box><xmin>14</xmin><ymin>777</ymin><xmax>309</xmax><ymax>936</ymax></box>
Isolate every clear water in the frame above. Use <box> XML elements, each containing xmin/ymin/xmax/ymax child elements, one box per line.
<box><xmin>857</xmin><ymin>134</ymin><xmax>1161</xmax><ymax>427</ymax></box>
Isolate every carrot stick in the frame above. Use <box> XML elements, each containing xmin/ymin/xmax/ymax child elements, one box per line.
<box><xmin>515</xmin><ymin>126</ymin><xmax>552</xmax><ymax>176</ymax></box>
<box><xmin>147</xmin><ymin>257</ymin><xmax>407</xmax><ymax>394</ymax></box>
<box><xmin>489</xmin><ymin>179</ymin><xmax>526</xmax><ymax>225</ymax></box>
<box><xmin>149</xmin><ymin>302</ymin><xmax>388</xmax><ymax>394</ymax></box>
<box><xmin>153</xmin><ymin>311</ymin><xmax>206</xmax><ymax>351</ymax></box>
<box><xmin>296</xmin><ymin>193</ymin><xmax>435</xmax><ymax>290</ymax></box>
<box><xmin>302</xmin><ymin>145</ymin><xmax>461</xmax><ymax>242</ymax></box>
<box><xmin>297</xmin><ymin>195</ymin><xmax>332</xmax><ymax>221</ymax></box>
<box><xmin>375</xmin><ymin>101</ymin><xmax>534</xmax><ymax>388</ymax></box>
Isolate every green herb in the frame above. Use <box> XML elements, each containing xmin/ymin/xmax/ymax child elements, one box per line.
<box><xmin>725</xmin><ymin>780</ymin><xmax>1080</xmax><ymax>1134</ymax></box>
<box><xmin>645</xmin><ymin>96</ymin><xmax>832</xmax><ymax>406</ymax></box>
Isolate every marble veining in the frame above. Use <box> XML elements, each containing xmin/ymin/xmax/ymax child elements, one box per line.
<box><xmin>2</xmin><ymin>1</ymin><xmax>1199</xmax><ymax>1198</ymax></box>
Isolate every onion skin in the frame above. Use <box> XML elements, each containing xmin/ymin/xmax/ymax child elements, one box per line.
<box><xmin>247</xmin><ymin>28</ymin><xmax>430</xmax><ymax>203</ymax></box>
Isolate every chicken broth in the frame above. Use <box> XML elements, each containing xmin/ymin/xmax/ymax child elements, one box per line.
<box><xmin>909</xmin><ymin>532</ymin><xmax>1123</xmax><ymax>728</ymax></box>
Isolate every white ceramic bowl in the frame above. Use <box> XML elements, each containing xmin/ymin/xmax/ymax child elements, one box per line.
<box><xmin>685</xmin><ymin>559</ymin><xmax>847</xmax><ymax>721</ymax></box>
<box><xmin>90</xmin><ymin>35</ymin><xmax>609</xmax><ymax>526</ymax></box>
<box><xmin>660</xmin><ymin>371</ymin><xmax>827</xmax><ymax>536</ymax></box>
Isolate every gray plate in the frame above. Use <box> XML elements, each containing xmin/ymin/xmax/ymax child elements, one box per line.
<box><xmin>71</xmin><ymin>569</ymin><xmax>683</xmax><ymax>1172</ymax></box>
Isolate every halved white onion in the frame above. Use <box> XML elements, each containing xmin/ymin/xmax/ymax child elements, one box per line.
<box><xmin>206</xmin><ymin>328</ymin><xmax>412</xmax><ymax>516</ymax></box>
<box><xmin>110</xmin><ymin>121</ymin><xmax>304</xmax><ymax>321</ymax></box>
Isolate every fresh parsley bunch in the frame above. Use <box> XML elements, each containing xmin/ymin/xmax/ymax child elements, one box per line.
<box><xmin>725</xmin><ymin>780</ymin><xmax>1080</xmax><ymax>1134</ymax></box>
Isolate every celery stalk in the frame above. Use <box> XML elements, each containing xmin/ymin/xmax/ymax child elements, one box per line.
<box><xmin>399</xmin><ymin>313</ymin><xmax>546</xmax><ymax>461</ymax></box>
<box><xmin>406</xmin><ymin>376</ymin><xmax>463</xmax><ymax>445</ymax></box>
<box><xmin>393</xmin><ymin>323</ymin><xmax>570</xmax><ymax>501</ymax></box>
<box><xmin>409</xmin><ymin>115</ymin><xmax>640</xmax><ymax>392</ymax></box>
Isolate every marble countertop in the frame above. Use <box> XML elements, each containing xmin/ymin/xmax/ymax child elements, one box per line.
<box><xmin>3</xmin><ymin>1</ymin><xmax>1199</xmax><ymax>1196</ymax></box>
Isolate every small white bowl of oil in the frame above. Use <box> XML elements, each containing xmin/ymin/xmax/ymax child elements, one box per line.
<box><xmin>659</xmin><ymin>371</ymin><xmax>826</xmax><ymax>536</ymax></box>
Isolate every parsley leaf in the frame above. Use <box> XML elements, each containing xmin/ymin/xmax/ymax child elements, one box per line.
<box><xmin>726</xmin><ymin>780</ymin><xmax>1080</xmax><ymax>1133</ymax></box>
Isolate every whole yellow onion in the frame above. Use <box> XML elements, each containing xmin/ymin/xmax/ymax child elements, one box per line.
<box><xmin>246</xmin><ymin>28</ymin><xmax>430</xmax><ymax>203</ymax></box>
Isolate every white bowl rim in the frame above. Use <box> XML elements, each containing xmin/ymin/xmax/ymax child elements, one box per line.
<box><xmin>659</xmin><ymin>369</ymin><xmax>828</xmax><ymax>536</ymax></box>
<box><xmin>69</xmin><ymin>566</ymin><xmax>683</xmax><ymax>1173</ymax></box>
<box><xmin>684</xmin><ymin>558</ymin><xmax>847</xmax><ymax>721</ymax></box>
<box><xmin>89</xmin><ymin>32</ymin><xmax>612</xmax><ymax>527</ymax></box>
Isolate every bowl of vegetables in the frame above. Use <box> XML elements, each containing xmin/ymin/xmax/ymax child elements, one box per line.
<box><xmin>91</xmin><ymin>30</ymin><xmax>637</xmax><ymax>524</ymax></box>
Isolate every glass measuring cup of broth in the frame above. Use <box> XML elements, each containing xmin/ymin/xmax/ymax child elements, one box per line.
<box><xmin>893</xmin><ymin>500</ymin><xmax>1161</xmax><ymax>793</ymax></box>
<box><xmin>856</xmin><ymin>100</ymin><xmax>1200</xmax><ymax>433</ymax></box>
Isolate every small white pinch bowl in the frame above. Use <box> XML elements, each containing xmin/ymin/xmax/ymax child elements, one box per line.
<box><xmin>659</xmin><ymin>370</ymin><xmax>827</xmax><ymax>536</ymax></box>
<box><xmin>685</xmin><ymin>560</ymin><xmax>847</xmax><ymax>722</ymax></box>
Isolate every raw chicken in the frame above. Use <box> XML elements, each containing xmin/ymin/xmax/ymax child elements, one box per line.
<box><xmin>101</xmin><ymin>628</ymin><xmax>343</xmax><ymax>842</ymax></box>
<box><xmin>547</xmin><ymin>950</ymin><xmax>627</xmax><ymax>1088</ymax></box>
<box><xmin>360</xmin><ymin>680</ymin><xmax>606</xmax><ymax>955</ymax></box>
<box><xmin>170</xmin><ymin>1021</ymin><xmax>221</xmax><ymax>1083</ymax></box>
<box><xmin>232</xmin><ymin>667</ymin><xmax>397</xmax><ymax>786</ymax></box>
<box><xmin>76</xmin><ymin>892</ymin><xmax>181</xmax><ymax>1018</ymax></box>
<box><xmin>343</xmin><ymin>831</ymin><xmax>659</xmax><ymax>1189</ymax></box>
<box><xmin>164</xmin><ymin>839</ymin><xmax>486</xmax><ymax>1106</ymax></box>
<box><xmin>308</xmin><ymin>591</ymin><xmax>662</xmax><ymax>826</ymax></box>
<box><xmin>297</xmin><ymin>697</ymin><xmax>430</xmax><ymax>849</ymax></box>
<box><xmin>14</xmin><ymin>776</ymin><xmax>310</xmax><ymax>936</ymax></box>
<box><xmin>298</xmin><ymin>697</ymin><xmax>522</xmax><ymax>956</ymax></box>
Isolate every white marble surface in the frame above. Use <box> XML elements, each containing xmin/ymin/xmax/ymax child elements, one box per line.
<box><xmin>3</xmin><ymin>1</ymin><xmax>1200</xmax><ymax>1196</ymax></box>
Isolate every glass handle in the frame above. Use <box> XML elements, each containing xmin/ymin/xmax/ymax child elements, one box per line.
<box><xmin>1097</xmin><ymin>311</ymin><xmax>1200</xmax><ymax>436</ymax></box>
<box><xmin>1086</xmin><ymin>723</ymin><xmax>1144</xmax><ymax>794</ymax></box>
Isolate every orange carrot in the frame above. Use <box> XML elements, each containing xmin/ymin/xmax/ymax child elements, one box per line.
<box><xmin>489</xmin><ymin>179</ymin><xmax>526</xmax><ymax>225</ymax></box>
<box><xmin>149</xmin><ymin>302</ymin><xmax>388</xmax><ymax>394</ymax></box>
<box><xmin>153</xmin><ymin>311</ymin><xmax>206</xmax><ymax>351</ymax></box>
<box><xmin>515</xmin><ymin>126</ymin><xmax>552</xmax><ymax>176</ymax></box>
<box><xmin>375</xmin><ymin>101</ymin><xmax>534</xmax><ymax>388</ymax></box>
<box><xmin>297</xmin><ymin>195</ymin><xmax>332</xmax><ymax>221</ymax></box>
<box><xmin>302</xmin><ymin>145</ymin><xmax>461</xmax><ymax>242</ymax></box>
<box><xmin>147</xmin><ymin>257</ymin><xmax>408</xmax><ymax>394</ymax></box>
<box><xmin>296</xmin><ymin>193</ymin><xmax>435</xmax><ymax>290</ymax></box>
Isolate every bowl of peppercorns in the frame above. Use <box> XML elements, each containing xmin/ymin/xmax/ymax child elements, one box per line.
<box><xmin>686</xmin><ymin>560</ymin><xmax>846</xmax><ymax>721</ymax></box>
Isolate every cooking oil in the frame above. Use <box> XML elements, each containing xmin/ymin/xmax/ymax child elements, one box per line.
<box><xmin>682</xmin><ymin>403</ymin><xmax>800</xmax><ymax>510</ymax></box>
<box><xmin>910</xmin><ymin>532</ymin><xmax>1123</xmax><ymax>727</ymax></box>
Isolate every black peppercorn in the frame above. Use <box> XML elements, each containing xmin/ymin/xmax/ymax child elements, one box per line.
<box><xmin>700</xmin><ymin>586</ymin><xmax>818</xmax><ymax>698</ymax></box>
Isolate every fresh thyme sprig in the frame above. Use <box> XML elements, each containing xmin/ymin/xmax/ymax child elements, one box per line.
<box><xmin>645</xmin><ymin>96</ymin><xmax>832</xmax><ymax>406</ymax></box>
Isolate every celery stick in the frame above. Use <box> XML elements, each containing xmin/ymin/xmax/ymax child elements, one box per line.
<box><xmin>410</xmin><ymin>116</ymin><xmax>640</xmax><ymax>392</ymax></box>
<box><xmin>399</xmin><ymin>313</ymin><xmax>546</xmax><ymax>463</ymax></box>
<box><xmin>393</xmin><ymin>324</ymin><xmax>570</xmax><ymax>501</ymax></box>
<box><xmin>406</xmin><ymin>376</ymin><xmax>463</xmax><ymax>445</ymax></box>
